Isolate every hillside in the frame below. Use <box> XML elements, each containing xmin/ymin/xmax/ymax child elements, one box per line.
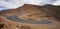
<box><xmin>0</xmin><ymin>4</ymin><xmax>60</xmax><ymax>29</ymax></box>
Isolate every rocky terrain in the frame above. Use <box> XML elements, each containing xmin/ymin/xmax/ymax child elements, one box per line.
<box><xmin>0</xmin><ymin>4</ymin><xmax>60</xmax><ymax>29</ymax></box>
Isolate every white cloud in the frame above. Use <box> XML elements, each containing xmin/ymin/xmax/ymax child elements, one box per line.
<box><xmin>0</xmin><ymin>0</ymin><xmax>26</xmax><ymax>11</ymax></box>
<box><xmin>52</xmin><ymin>0</ymin><xmax>60</xmax><ymax>6</ymax></box>
<box><xmin>0</xmin><ymin>0</ymin><xmax>60</xmax><ymax>11</ymax></box>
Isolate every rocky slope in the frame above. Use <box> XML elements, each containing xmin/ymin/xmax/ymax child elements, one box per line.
<box><xmin>0</xmin><ymin>4</ymin><xmax>60</xmax><ymax>29</ymax></box>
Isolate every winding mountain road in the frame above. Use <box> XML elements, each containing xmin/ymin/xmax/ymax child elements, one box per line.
<box><xmin>2</xmin><ymin>14</ymin><xmax>54</xmax><ymax>24</ymax></box>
